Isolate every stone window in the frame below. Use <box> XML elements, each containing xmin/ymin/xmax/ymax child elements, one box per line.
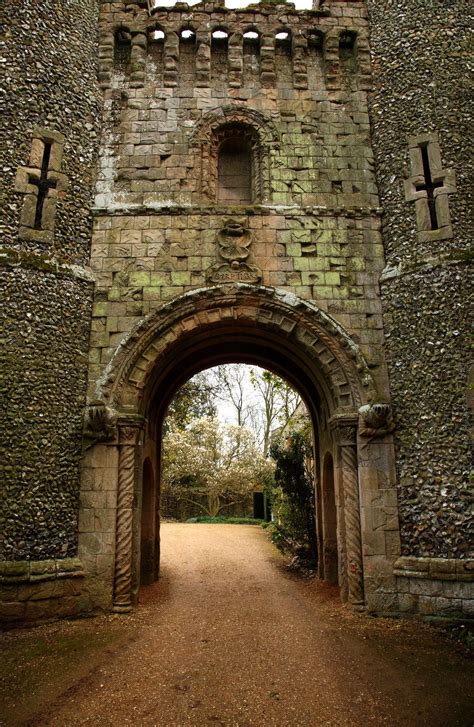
<box><xmin>404</xmin><ymin>133</ymin><xmax>456</xmax><ymax>242</ymax></box>
<box><xmin>114</xmin><ymin>28</ymin><xmax>131</xmax><ymax>72</ymax></box>
<box><xmin>217</xmin><ymin>135</ymin><xmax>253</xmax><ymax>204</ymax></box>
<box><xmin>307</xmin><ymin>30</ymin><xmax>324</xmax><ymax>53</ymax></box>
<box><xmin>14</xmin><ymin>128</ymin><xmax>68</xmax><ymax>244</ymax></box>
<box><xmin>193</xmin><ymin>106</ymin><xmax>276</xmax><ymax>204</ymax></box>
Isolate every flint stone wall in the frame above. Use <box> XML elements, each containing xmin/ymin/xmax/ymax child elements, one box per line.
<box><xmin>367</xmin><ymin>0</ymin><xmax>473</xmax><ymax>560</ymax></box>
<box><xmin>0</xmin><ymin>0</ymin><xmax>102</xmax><ymax>564</ymax></box>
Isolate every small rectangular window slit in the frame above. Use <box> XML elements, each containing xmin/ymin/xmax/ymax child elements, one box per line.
<box><xmin>417</xmin><ymin>145</ymin><xmax>443</xmax><ymax>230</ymax></box>
<box><xmin>29</xmin><ymin>142</ymin><xmax>56</xmax><ymax>230</ymax></box>
<box><xmin>404</xmin><ymin>133</ymin><xmax>456</xmax><ymax>242</ymax></box>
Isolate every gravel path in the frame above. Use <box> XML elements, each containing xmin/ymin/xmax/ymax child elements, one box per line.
<box><xmin>1</xmin><ymin>523</ymin><xmax>473</xmax><ymax>726</ymax></box>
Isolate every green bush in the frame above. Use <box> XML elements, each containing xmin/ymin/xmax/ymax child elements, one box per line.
<box><xmin>269</xmin><ymin>426</ymin><xmax>317</xmax><ymax>564</ymax></box>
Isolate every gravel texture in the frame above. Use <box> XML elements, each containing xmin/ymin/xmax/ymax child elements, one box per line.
<box><xmin>1</xmin><ymin>524</ymin><xmax>472</xmax><ymax>726</ymax></box>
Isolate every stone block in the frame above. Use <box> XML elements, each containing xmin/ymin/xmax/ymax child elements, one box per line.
<box><xmin>433</xmin><ymin>597</ymin><xmax>463</xmax><ymax>616</ymax></box>
<box><xmin>0</xmin><ymin>601</ymin><xmax>26</xmax><ymax>621</ymax></box>
<box><xmin>442</xmin><ymin>581</ymin><xmax>471</xmax><ymax>599</ymax></box>
<box><xmin>409</xmin><ymin>579</ymin><xmax>443</xmax><ymax>597</ymax></box>
<box><xmin>398</xmin><ymin>593</ymin><xmax>418</xmax><ymax>613</ymax></box>
<box><xmin>462</xmin><ymin>599</ymin><xmax>474</xmax><ymax>617</ymax></box>
<box><xmin>417</xmin><ymin>596</ymin><xmax>436</xmax><ymax>616</ymax></box>
<box><xmin>365</xmin><ymin>592</ymin><xmax>399</xmax><ymax>613</ymax></box>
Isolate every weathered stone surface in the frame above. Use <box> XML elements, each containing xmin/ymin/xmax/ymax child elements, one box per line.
<box><xmin>1</xmin><ymin>0</ymin><xmax>470</xmax><ymax>625</ymax></box>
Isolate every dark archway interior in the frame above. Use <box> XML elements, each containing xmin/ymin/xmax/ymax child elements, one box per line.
<box><xmin>136</xmin><ymin>323</ymin><xmax>340</xmax><ymax>599</ymax></box>
<box><xmin>322</xmin><ymin>452</ymin><xmax>338</xmax><ymax>584</ymax></box>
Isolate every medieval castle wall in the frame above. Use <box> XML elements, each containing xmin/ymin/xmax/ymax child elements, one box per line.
<box><xmin>0</xmin><ymin>0</ymin><xmax>102</xmax><ymax>619</ymax></box>
<box><xmin>367</xmin><ymin>0</ymin><xmax>473</xmax><ymax>615</ymax></box>
<box><xmin>0</xmin><ymin>0</ymin><xmax>471</xmax><ymax>625</ymax></box>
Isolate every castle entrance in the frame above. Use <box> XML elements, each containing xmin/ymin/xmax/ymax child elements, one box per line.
<box><xmin>80</xmin><ymin>285</ymin><xmax>401</xmax><ymax>615</ymax></box>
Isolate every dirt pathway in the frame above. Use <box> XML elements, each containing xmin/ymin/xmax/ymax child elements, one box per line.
<box><xmin>1</xmin><ymin>523</ymin><xmax>472</xmax><ymax>726</ymax></box>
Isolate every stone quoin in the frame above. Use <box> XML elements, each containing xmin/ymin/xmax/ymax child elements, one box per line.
<box><xmin>0</xmin><ymin>0</ymin><xmax>472</xmax><ymax>626</ymax></box>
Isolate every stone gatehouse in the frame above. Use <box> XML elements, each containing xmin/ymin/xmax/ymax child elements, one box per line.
<box><xmin>1</xmin><ymin>0</ymin><xmax>472</xmax><ymax>625</ymax></box>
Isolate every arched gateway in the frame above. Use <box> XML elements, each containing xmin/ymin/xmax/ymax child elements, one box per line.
<box><xmin>80</xmin><ymin>285</ymin><xmax>402</xmax><ymax>616</ymax></box>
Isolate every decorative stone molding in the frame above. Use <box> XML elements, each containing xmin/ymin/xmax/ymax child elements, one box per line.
<box><xmin>329</xmin><ymin>413</ymin><xmax>364</xmax><ymax>608</ymax></box>
<box><xmin>0</xmin><ymin>558</ymin><xmax>84</xmax><ymax>584</ymax></box>
<box><xmin>206</xmin><ymin>217</ymin><xmax>262</xmax><ymax>284</ymax></box>
<box><xmin>83</xmin><ymin>400</ymin><xmax>118</xmax><ymax>442</ymax></box>
<box><xmin>113</xmin><ymin>418</ymin><xmax>144</xmax><ymax>613</ymax></box>
<box><xmin>358</xmin><ymin>402</ymin><xmax>395</xmax><ymax>439</ymax></box>
<box><xmin>394</xmin><ymin>557</ymin><xmax>474</xmax><ymax>582</ymax></box>
<box><xmin>329</xmin><ymin>413</ymin><xmax>358</xmax><ymax>446</ymax></box>
<box><xmin>404</xmin><ymin>133</ymin><xmax>456</xmax><ymax>242</ymax></box>
<box><xmin>14</xmin><ymin>128</ymin><xmax>68</xmax><ymax>244</ymax></box>
<box><xmin>96</xmin><ymin>285</ymin><xmax>378</xmax><ymax>414</ymax></box>
<box><xmin>190</xmin><ymin>105</ymin><xmax>279</xmax><ymax>203</ymax></box>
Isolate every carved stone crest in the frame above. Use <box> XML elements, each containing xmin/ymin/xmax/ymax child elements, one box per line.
<box><xmin>83</xmin><ymin>400</ymin><xmax>118</xmax><ymax>441</ymax></box>
<box><xmin>358</xmin><ymin>403</ymin><xmax>395</xmax><ymax>439</ymax></box>
<box><xmin>206</xmin><ymin>218</ymin><xmax>262</xmax><ymax>285</ymax></box>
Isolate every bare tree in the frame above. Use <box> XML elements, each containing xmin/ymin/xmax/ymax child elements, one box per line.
<box><xmin>250</xmin><ymin>369</ymin><xmax>302</xmax><ymax>456</ymax></box>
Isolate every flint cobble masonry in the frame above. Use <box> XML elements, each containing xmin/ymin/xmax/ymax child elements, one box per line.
<box><xmin>0</xmin><ymin>0</ymin><xmax>471</xmax><ymax>625</ymax></box>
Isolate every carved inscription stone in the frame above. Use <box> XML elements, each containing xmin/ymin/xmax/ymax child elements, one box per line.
<box><xmin>206</xmin><ymin>217</ymin><xmax>262</xmax><ymax>284</ymax></box>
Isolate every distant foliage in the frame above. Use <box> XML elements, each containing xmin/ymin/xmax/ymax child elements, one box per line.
<box><xmin>162</xmin><ymin>416</ymin><xmax>274</xmax><ymax>518</ymax></box>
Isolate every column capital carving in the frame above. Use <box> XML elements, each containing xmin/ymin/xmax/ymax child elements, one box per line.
<box><xmin>118</xmin><ymin>415</ymin><xmax>145</xmax><ymax>445</ymax></box>
<box><xmin>329</xmin><ymin>413</ymin><xmax>358</xmax><ymax>446</ymax></box>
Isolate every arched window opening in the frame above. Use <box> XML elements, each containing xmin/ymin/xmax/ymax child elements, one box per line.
<box><xmin>114</xmin><ymin>28</ymin><xmax>132</xmax><ymax>72</ymax></box>
<box><xmin>218</xmin><ymin>135</ymin><xmax>253</xmax><ymax>204</ymax></box>
<box><xmin>147</xmin><ymin>26</ymin><xmax>165</xmax><ymax>70</ymax></box>
<box><xmin>307</xmin><ymin>29</ymin><xmax>324</xmax><ymax>52</ymax></box>
<box><xmin>275</xmin><ymin>29</ymin><xmax>292</xmax><ymax>84</ymax></box>
<box><xmin>339</xmin><ymin>30</ymin><xmax>357</xmax><ymax>60</ymax></box>
<box><xmin>243</xmin><ymin>29</ymin><xmax>260</xmax><ymax>86</ymax></box>
<box><xmin>179</xmin><ymin>28</ymin><xmax>197</xmax><ymax>86</ymax></box>
<box><xmin>339</xmin><ymin>30</ymin><xmax>358</xmax><ymax>89</ymax></box>
<box><xmin>275</xmin><ymin>30</ymin><xmax>291</xmax><ymax>52</ymax></box>
<box><xmin>212</xmin><ymin>29</ymin><xmax>229</xmax><ymax>45</ymax></box>
<box><xmin>180</xmin><ymin>28</ymin><xmax>196</xmax><ymax>43</ymax></box>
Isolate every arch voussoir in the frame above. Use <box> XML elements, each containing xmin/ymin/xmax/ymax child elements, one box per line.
<box><xmin>97</xmin><ymin>285</ymin><xmax>377</xmax><ymax>416</ymax></box>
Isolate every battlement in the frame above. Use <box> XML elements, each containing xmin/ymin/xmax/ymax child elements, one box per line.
<box><xmin>98</xmin><ymin>1</ymin><xmax>370</xmax><ymax>91</ymax></box>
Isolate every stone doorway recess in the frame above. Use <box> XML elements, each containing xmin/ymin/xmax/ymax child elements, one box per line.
<box><xmin>79</xmin><ymin>285</ymin><xmax>401</xmax><ymax>615</ymax></box>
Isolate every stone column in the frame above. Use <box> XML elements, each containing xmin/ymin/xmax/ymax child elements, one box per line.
<box><xmin>330</xmin><ymin>415</ymin><xmax>364</xmax><ymax>608</ymax></box>
<box><xmin>113</xmin><ymin>421</ymin><xmax>142</xmax><ymax>612</ymax></box>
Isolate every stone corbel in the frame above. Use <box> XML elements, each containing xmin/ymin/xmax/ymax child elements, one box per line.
<box><xmin>358</xmin><ymin>403</ymin><xmax>395</xmax><ymax>440</ymax></box>
<box><xmin>83</xmin><ymin>400</ymin><xmax>118</xmax><ymax>442</ymax></box>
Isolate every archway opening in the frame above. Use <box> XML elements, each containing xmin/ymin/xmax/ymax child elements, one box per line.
<box><xmin>138</xmin><ymin>350</ymin><xmax>340</xmax><ymax>605</ymax></box>
<box><xmin>99</xmin><ymin>286</ymin><xmax>374</xmax><ymax>614</ymax></box>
